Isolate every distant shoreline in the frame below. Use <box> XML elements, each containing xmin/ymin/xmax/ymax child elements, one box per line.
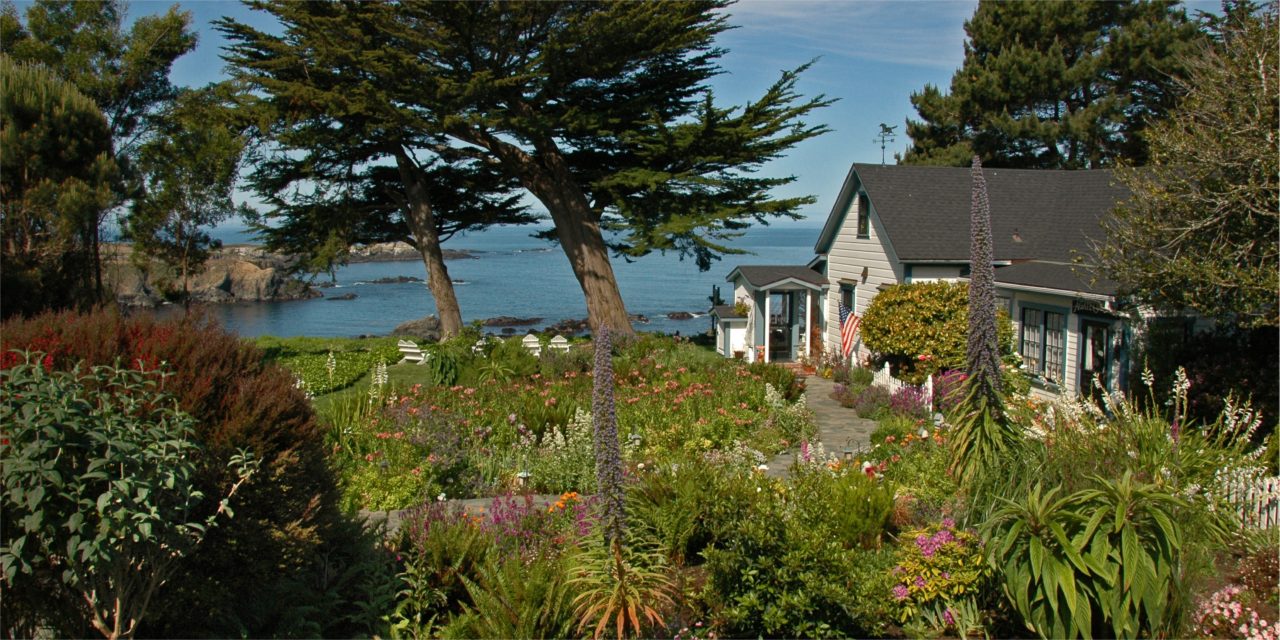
<box><xmin>221</xmin><ymin>241</ymin><xmax>476</xmax><ymax>263</ymax></box>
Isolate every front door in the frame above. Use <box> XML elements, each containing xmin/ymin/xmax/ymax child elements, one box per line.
<box><xmin>769</xmin><ymin>292</ymin><xmax>792</xmax><ymax>362</ymax></box>
<box><xmin>1080</xmin><ymin>320</ymin><xmax>1111</xmax><ymax>399</ymax></box>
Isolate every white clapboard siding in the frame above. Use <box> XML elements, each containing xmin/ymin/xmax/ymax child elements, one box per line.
<box><xmin>824</xmin><ymin>192</ymin><xmax>904</xmax><ymax>361</ymax></box>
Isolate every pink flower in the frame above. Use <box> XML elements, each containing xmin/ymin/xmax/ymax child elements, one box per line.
<box><xmin>892</xmin><ymin>584</ymin><xmax>909</xmax><ymax>601</ymax></box>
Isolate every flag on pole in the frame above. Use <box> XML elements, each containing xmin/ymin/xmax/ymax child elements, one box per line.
<box><xmin>839</xmin><ymin>303</ymin><xmax>861</xmax><ymax>358</ymax></box>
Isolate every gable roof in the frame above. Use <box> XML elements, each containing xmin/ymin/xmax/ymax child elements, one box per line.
<box><xmin>815</xmin><ymin>163</ymin><xmax>1129</xmax><ymax>268</ymax></box>
<box><xmin>727</xmin><ymin>265</ymin><xmax>827</xmax><ymax>290</ymax></box>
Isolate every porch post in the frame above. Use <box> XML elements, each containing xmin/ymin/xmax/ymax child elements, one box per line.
<box><xmin>804</xmin><ymin>289</ymin><xmax>812</xmax><ymax>362</ymax></box>
<box><xmin>763</xmin><ymin>292</ymin><xmax>771</xmax><ymax>364</ymax></box>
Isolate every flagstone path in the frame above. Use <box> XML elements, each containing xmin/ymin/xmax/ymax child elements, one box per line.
<box><xmin>762</xmin><ymin>374</ymin><xmax>879</xmax><ymax>478</ymax></box>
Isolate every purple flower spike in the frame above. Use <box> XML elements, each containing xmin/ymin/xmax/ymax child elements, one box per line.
<box><xmin>592</xmin><ymin>326</ymin><xmax>626</xmax><ymax>546</ymax></box>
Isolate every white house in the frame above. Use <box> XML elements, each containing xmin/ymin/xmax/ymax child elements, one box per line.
<box><xmin>717</xmin><ymin>162</ymin><xmax>1134</xmax><ymax>399</ymax></box>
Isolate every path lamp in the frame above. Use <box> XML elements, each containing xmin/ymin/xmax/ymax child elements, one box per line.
<box><xmin>516</xmin><ymin>470</ymin><xmax>531</xmax><ymax>491</ymax></box>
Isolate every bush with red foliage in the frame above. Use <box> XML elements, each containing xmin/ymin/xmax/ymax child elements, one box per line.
<box><xmin>1</xmin><ymin>309</ymin><xmax>382</xmax><ymax>637</ymax></box>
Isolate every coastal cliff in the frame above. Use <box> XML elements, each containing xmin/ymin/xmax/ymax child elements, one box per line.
<box><xmin>104</xmin><ymin>244</ymin><xmax>320</xmax><ymax>307</ymax></box>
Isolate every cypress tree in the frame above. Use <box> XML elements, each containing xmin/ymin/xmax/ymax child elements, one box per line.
<box><xmin>225</xmin><ymin>1</ymin><xmax>833</xmax><ymax>336</ymax></box>
<box><xmin>218</xmin><ymin>2</ymin><xmax>533</xmax><ymax>338</ymax></box>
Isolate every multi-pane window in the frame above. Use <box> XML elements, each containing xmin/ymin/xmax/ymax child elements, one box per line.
<box><xmin>1021</xmin><ymin>307</ymin><xmax>1065</xmax><ymax>383</ymax></box>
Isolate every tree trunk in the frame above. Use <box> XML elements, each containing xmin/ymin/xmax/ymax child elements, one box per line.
<box><xmin>542</xmin><ymin>191</ymin><xmax>634</xmax><ymax>337</ymax></box>
<box><xmin>395</xmin><ymin>149</ymin><xmax>464</xmax><ymax>339</ymax></box>
<box><xmin>476</xmin><ymin>135</ymin><xmax>634</xmax><ymax>336</ymax></box>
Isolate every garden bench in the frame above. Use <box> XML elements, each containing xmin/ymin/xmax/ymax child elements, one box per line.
<box><xmin>397</xmin><ymin>339</ymin><xmax>427</xmax><ymax>364</ymax></box>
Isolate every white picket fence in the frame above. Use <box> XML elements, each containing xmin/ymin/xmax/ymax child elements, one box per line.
<box><xmin>871</xmin><ymin>363</ymin><xmax>934</xmax><ymax>413</ymax></box>
<box><xmin>1228</xmin><ymin>475</ymin><xmax>1280</xmax><ymax>530</ymax></box>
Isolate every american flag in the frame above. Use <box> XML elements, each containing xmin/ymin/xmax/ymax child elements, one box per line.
<box><xmin>839</xmin><ymin>303</ymin><xmax>861</xmax><ymax>358</ymax></box>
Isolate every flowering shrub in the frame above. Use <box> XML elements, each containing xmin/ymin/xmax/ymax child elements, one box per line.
<box><xmin>1194</xmin><ymin>584</ymin><xmax>1279</xmax><ymax>640</ymax></box>
<box><xmin>859</xmin><ymin>281</ymin><xmax>1014</xmax><ymax>384</ymax></box>
<box><xmin>850</xmin><ymin>384</ymin><xmax>892</xmax><ymax>419</ymax></box>
<box><xmin>888</xmin><ymin>385</ymin><xmax>931</xmax><ymax>419</ymax></box>
<box><xmin>888</xmin><ymin>519</ymin><xmax>988</xmax><ymax>633</ymax></box>
<box><xmin>516</xmin><ymin>408</ymin><xmax>597</xmax><ymax>494</ymax></box>
<box><xmin>932</xmin><ymin>369</ymin><xmax>968</xmax><ymax>415</ymax></box>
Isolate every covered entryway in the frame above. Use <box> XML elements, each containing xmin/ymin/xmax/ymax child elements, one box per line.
<box><xmin>724</xmin><ymin>265</ymin><xmax>828</xmax><ymax>364</ymax></box>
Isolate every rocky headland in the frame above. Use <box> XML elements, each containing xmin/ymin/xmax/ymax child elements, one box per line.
<box><xmin>103</xmin><ymin>241</ymin><xmax>474</xmax><ymax>308</ymax></box>
<box><xmin>104</xmin><ymin>244</ymin><xmax>320</xmax><ymax>307</ymax></box>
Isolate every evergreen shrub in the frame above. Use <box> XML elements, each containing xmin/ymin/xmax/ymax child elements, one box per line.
<box><xmin>860</xmin><ymin>281</ymin><xmax>1013</xmax><ymax>384</ymax></box>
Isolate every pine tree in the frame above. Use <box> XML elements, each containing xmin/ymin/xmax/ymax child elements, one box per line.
<box><xmin>2</xmin><ymin>0</ymin><xmax>197</xmax><ymax>305</ymax></box>
<box><xmin>902</xmin><ymin>0</ymin><xmax>1203</xmax><ymax>169</ymax></box>
<box><xmin>0</xmin><ymin>56</ymin><xmax>119</xmax><ymax>317</ymax></box>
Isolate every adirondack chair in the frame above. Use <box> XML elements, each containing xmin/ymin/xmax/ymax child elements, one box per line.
<box><xmin>549</xmin><ymin>335</ymin><xmax>570</xmax><ymax>352</ymax></box>
<box><xmin>397</xmin><ymin>339</ymin><xmax>427</xmax><ymax>364</ymax></box>
<box><xmin>521</xmin><ymin>334</ymin><xmax>541</xmax><ymax>357</ymax></box>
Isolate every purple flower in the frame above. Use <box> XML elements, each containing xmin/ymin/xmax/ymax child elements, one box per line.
<box><xmin>592</xmin><ymin>326</ymin><xmax>626</xmax><ymax>546</ymax></box>
<box><xmin>941</xmin><ymin>517</ymin><xmax>956</xmax><ymax>529</ymax></box>
<box><xmin>933</xmin><ymin>528</ymin><xmax>955</xmax><ymax>545</ymax></box>
<box><xmin>967</xmin><ymin>156</ymin><xmax>1002</xmax><ymax>403</ymax></box>
<box><xmin>892</xmin><ymin>584</ymin><xmax>910</xmax><ymax>601</ymax></box>
<box><xmin>914</xmin><ymin>575</ymin><xmax>927</xmax><ymax>588</ymax></box>
<box><xmin>943</xmin><ymin>608</ymin><xmax>956</xmax><ymax>627</ymax></box>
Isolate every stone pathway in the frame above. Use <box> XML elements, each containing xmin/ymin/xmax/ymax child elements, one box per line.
<box><xmin>763</xmin><ymin>375</ymin><xmax>879</xmax><ymax>478</ymax></box>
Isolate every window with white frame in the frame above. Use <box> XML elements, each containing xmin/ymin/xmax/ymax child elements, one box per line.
<box><xmin>1020</xmin><ymin>306</ymin><xmax>1065</xmax><ymax>383</ymax></box>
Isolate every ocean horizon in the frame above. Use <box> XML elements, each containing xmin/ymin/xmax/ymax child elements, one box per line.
<box><xmin>196</xmin><ymin>222</ymin><xmax>822</xmax><ymax>338</ymax></box>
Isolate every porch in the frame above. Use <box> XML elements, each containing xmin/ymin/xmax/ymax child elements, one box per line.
<box><xmin>721</xmin><ymin>265</ymin><xmax>828</xmax><ymax>364</ymax></box>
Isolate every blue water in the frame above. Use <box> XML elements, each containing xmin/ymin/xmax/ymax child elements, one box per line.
<box><xmin>203</xmin><ymin>223</ymin><xmax>820</xmax><ymax>337</ymax></box>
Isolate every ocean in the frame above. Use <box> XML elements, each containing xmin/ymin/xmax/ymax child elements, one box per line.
<box><xmin>203</xmin><ymin>223</ymin><xmax>821</xmax><ymax>338</ymax></box>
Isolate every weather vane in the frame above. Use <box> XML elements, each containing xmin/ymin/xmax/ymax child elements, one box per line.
<box><xmin>874</xmin><ymin>123</ymin><xmax>897</xmax><ymax>165</ymax></box>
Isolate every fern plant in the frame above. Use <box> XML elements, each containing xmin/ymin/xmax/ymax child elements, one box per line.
<box><xmin>440</xmin><ymin>553</ymin><xmax>578</xmax><ymax>639</ymax></box>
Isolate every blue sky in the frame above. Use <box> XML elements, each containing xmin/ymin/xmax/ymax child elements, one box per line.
<box><xmin>131</xmin><ymin>0</ymin><xmax>1215</xmax><ymax>227</ymax></box>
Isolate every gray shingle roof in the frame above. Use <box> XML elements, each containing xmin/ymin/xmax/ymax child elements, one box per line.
<box><xmin>711</xmin><ymin>304</ymin><xmax>746</xmax><ymax>320</ymax></box>
<box><xmin>993</xmin><ymin>261</ymin><xmax>1119</xmax><ymax>297</ymax></box>
<box><xmin>819</xmin><ymin>164</ymin><xmax>1129</xmax><ymax>265</ymax></box>
<box><xmin>727</xmin><ymin>265</ymin><xmax>827</xmax><ymax>289</ymax></box>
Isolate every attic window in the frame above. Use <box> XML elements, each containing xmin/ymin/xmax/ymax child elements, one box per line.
<box><xmin>856</xmin><ymin>193</ymin><xmax>870</xmax><ymax>238</ymax></box>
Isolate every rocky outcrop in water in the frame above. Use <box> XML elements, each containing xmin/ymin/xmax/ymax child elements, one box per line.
<box><xmin>483</xmin><ymin>316</ymin><xmax>542</xmax><ymax>327</ymax></box>
<box><xmin>347</xmin><ymin>242</ymin><xmax>474</xmax><ymax>263</ymax></box>
<box><xmin>391</xmin><ymin>315</ymin><xmax>442</xmax><ymax>342</ymax></box>
<box><xmin>104</xmin><ymin>244</ymin><xmax>320</xmax><ymax>307</ymax></box>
